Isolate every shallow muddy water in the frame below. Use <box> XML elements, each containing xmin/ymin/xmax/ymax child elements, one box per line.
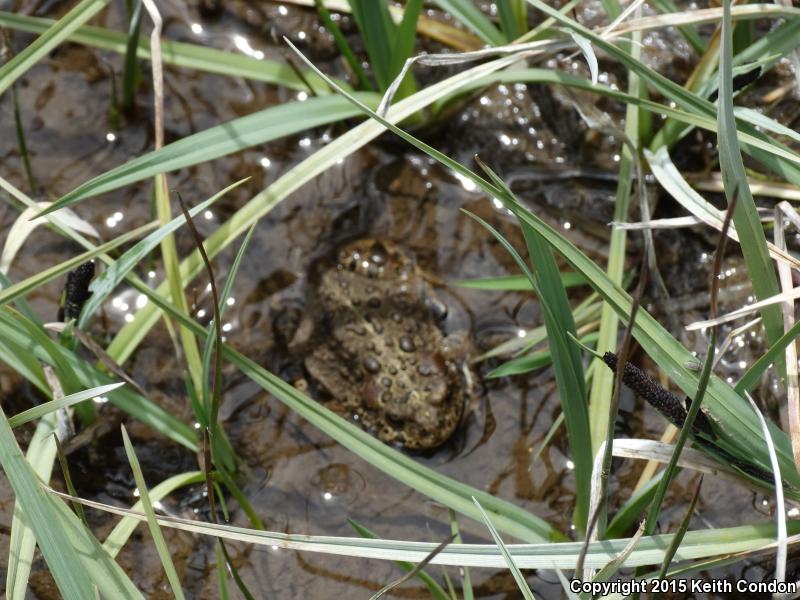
<box><xmin>1</xmin><ymin>0</ymin><xmax>799</xmax><ymax>598</ymax></box>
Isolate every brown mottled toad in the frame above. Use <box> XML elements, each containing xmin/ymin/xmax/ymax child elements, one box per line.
<box><xmin>287</xmin><ymin>239</ymin><xmax>472</xmax><ymax>450</ymax></box>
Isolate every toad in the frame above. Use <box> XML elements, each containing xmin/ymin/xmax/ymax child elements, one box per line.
<box><xmin>285</xmin><ymin>239</ymin><xmax>472</xmax><ymax>450</ymax></box>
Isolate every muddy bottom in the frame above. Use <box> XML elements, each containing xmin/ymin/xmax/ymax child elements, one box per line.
<box><xmin>1</xmin><ymin>0</ymin><xmax>798</xmax><ymax>598</ymax></box>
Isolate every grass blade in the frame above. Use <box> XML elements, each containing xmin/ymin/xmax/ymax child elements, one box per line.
<box><xmin>39</xmin><ymin>487</ymin><xmax>800</xmax><ymax>569</ymax></box>
<box><xmin>77</xmin><ymin>178</ymin><xmax>246</xmax><ymax>328</ymax></box>
<box><xmin>0</xmin><ymin>405</ymin><xmax>94</xmax><ymax>597</ymax></box>
<box><xmin>0</xmin><ymin>11</ymin><xmax>340</xmax><ymax>93</ymax></box>
<box><xmin>0</xmin><ymin>0</ymin><xmax>109</xmax><ymax>96</ymax></box>
<box><xmin>717</xmin><ymin>0</ymin><xmax>784</xmax><ymax>365</ymax></box>
<box><xmin>472</xmin><ymin>163</ymin><xmax>591</xmax><ymax>530</ymax></box>
<box><xmin>121</xmin><ymin>0</ymin><xmax>143</xmax><ymax>111</ymax></box>
<box><xmin>6</xmin><ymin>410</ymin><xmax>59</xmax><ymax>600</ymax></box>
<box><xmin>8</xmin><ymin>383</ymin><xmax>124</xmax><ymax>428</ymax></box>
<box><xmin>121</xmin><ymin>426</ymin><xmax>186</xmax><ymax>599</ymax></box>
<box><xmin>348</xmin><ymin>0</ymin><xmax>395</xmax><ymax>89</ymax></box>
<box><xmin>314</xmin><ymin>0</ymin><xmax>373</xmax><ymax>90</ymax></box>
<box><xmin>472</xmin><ymin>498</ymin><xmax>536</xmax><ymax>599</ymax></box>
<box><xmin>45</xmin><ymin>94</ymin><xmax>377</xmax><ymax>213</ymax></box>
<box><xmin>349</xmin><ymin>520</ymin><xmax>451</xmax><ymax>600</ymax></box>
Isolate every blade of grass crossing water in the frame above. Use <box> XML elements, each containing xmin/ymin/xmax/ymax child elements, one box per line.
<box><xmin>473</xmin><ymin>498</ymin><xmax>536</xmax><ymax>599</ymax></box>
<box><xmin>8</xmin><ymin>383</ymin><xmax>124</xmax><ymax>428</ymax></box>
<box><xmin>0</xmin><ymin>0</ymin><xmax>110</xmax><ymax>96</ymax></box>
<box><xmin>474</xmin><ymin>163</ymin><xmax>591</xmax><ymax>531</ymax></box>
<box><xmin>6</xmin><ymin>411</ymin><xmax>59</xmax><ymax>600</ymax></box>
<box><xmin>717</xmin><ymin>0</ymin><xmax>784</xmax><ymax>373</ymax></box>
<box><xmin>121</xmin><ymin>426</ymin><xmax>186</xmax><ymax>599</ymax></box>
<box><xmin>0</xmin><ymin>11</ymin><xmax>340</xmax><ymax>93</ymax></box>
<box><xmin>0</xmin><ymin>405</ymin><xmax>94</xmax><ymax>597</ymax></box>
<box><xmin>45</xmin><ymin>95</ymin><xmax>376</xmax><ymax>213</ymax></box>
<box><xmin>589</xmin><ymin>8</ymin><xmax>643</xmax><ymax>457</ymax></box>
<box><xmin>349</xmin><ymin>520</ymin><xmax>450</xmax><ymax>600</ymax></box>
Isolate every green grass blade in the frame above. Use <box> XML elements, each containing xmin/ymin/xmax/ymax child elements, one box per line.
<box><xmin>391</xmin><ymin>0</ymin><xmax>424</xmax><ymax>77</ymax></box>
<box><xmin>10</xmin><ymin>307</ymin><xmax>82</xmax><ymax>395</ymax></box>
<box><xmin>588</xmin><ymin>12</ymin><xmax>643</xmax><ymax>457</ymax></box>
<box><xmin>103</xmin><ymin>471</ymin><xmax>204</xmax><ymax>557</ymax></box>
<box><xmin>0</xmin><ymin>405</ymin><xmax>94</xmax><ymax>597</ymax></box>
<box><xmin>487</xmin><ymin>332</ymin><xmax>599</xmax><ymax>378</ymax></box>
<box><xmin>349</xmin><ymin>520</ymin><xmax>450</xmax><ymax>600</ymax></box>
<box><xmin>0</xmin><ymin>11</ymin><xmax>339</xmax><ymax>93</ymax></box>
<box><xmin>452</xmin><ymin>271</ymin><xmax>585</xmax><ymax>290</ymax></box>
<box><xmin>658</xmin><ymin>476</ymin><xmax>702</xmax><ymax>577</ymax></box>
<box><xmin>605</xmin><ymin>473</ymin><xmax>662</xmax><ymax>539</ymax></box>
<box><xmin>9</xmin><ymin>382</ymin><xmax>124</xmax><ymax>428</ymax></box>
<box><xmin>121</xmin><ymin>0</ymin><xmax>143</xmax><ymax>111</ymax></box>
<box><xmin>44</xmin><ymin>94</ymin><xmax>377</xmax><ymax>213</ymax></box>
<box><xmin>449</xmin><ymin>510</ymin><xmax>472</xmax><ymax>600</ymax></box>
<box><xmin>0</xmin><ymin>310</ymin><xmax>197</xmax><ymax>450</ymax></box>
<box><xmin>736</xmin><ymin>318</ymin><xmax>800</xmax><ymax>393</ymax></box>
<box><xmin>472</xmin><ymin>498</ymin><xmax>536</xmax><ymax>599</ymax></box>
<box><xmin>121</xmin><ymin>426</ymin><xmax>186</xmax><ymax>599</ymax></box>
<box><xmin>47</xmin><ymin>493</ymin><xmax>145</xmax><ymax>598</ymax></box>
<box><xmin>717</xmin><ymin>0</ymin><xmax>784</xmax><ymax>366</ymax></box>
<box><xmin>432</xmin><ymin>0</ymin><xmax>505</xmax><ymax>46</ymax></box>
<box><xmin>471</xmin><ymin>165</ymin><xmax>590</xmax><ymax>530</ymax></box>
<box><xmin>0</xmin><ymin>335</ymin><xmax>47</xmax><ymax>393</ymax></box>
<box><xmin>0</xmin><ymin>0</ymin><xmax>109</xmax><ymax>96</ymax></box>
<box><xmin>6</xmin><ymin>411</ymin><xmax>59</xmax><ymax>600</ymax></box>
<box><xmin>202</xmin><ymin>223</ymin><xmax>257</xmax><ymax>408</ymax></box>
<box><xmin>78</xmin><ymin>178</ymin><xmax>246</xmax><ymax>328</ymax></box>
<box><xmin>348</xmin><ymin>0</ymin><xmax>395</xmax><ymax>89</ymax></box>
<box><xmin>314</xmin><ymin>0</ymin><xmax>374</xmax><ymax>91</ymax></box>
<box><xmin>497</xmin><ymin>0</ymin><xmax>523</xmax><ymax>41</ymax></box>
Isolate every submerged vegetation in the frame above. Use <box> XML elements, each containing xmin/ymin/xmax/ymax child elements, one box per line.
<box><xmin>1</xmin><ymin>0</ymin><xmax>800</xmax><ymax>597</ymax></box>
